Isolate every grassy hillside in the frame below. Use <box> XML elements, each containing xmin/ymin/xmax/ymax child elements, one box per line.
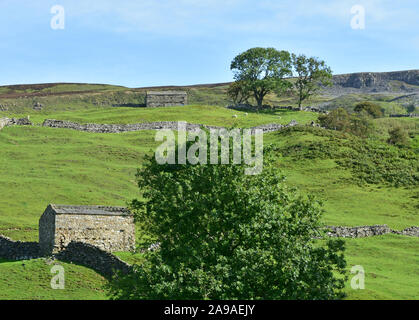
<box><xmin>0</xmin><ymin>258</ymin><xmax>107</xmax><ymax>300</ymax></box>
<box><xmin>344</xmin><ymin>234</ymin><xmax>419</xmax><ymax>300</ymax></box>
<box><xmin>0</xmin><ymin>236</ymin><xmax>417</xmax><ymax>300</ymax></box>
<box><xmin>7</xmin><ymin>105</ymin><xmax>318</xmax><ymax>127</ymax></box>
<box><xmin>0</xmin><ymin>86</ymin><xmax>418</xmax><ymax>300</ymax></box>
<box><xmin>266</xmin><ymin>127</ymin><xmax>418</xmax><ymax>228</ymax></box>
<box><xmin>0</xmin><ymin>107</ymin><xmax>317</xmax><ymax>242</ymax></box>
<box><xmin>2</xmin><ymin>79</ymin><xmax>416</xmax><ymax>116</ymax></box>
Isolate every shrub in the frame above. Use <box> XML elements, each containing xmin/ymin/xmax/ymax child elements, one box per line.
<box><xmin>277</xmin><ymin>127</ymin><xmax>419</xmax><ymax>187</ymax></box>
<box><xmin>349</xmin><ymin>111</ymin><xmax>374</xmax><ymax>138</ymax></box>
<box><xmin>354</xmin><ymin>102</ymin><xmax>383</xmax><ymax>118</ymax></box>
<box><xmin>318</xmin><ymin>108</ymin><xmax>351</xmax><ymax>132</ymax></box>
<box><xmin>387</xmin><ymin>127</ymin><xmax>409</xmax><ymax>147</ymax></box>
<box><xmin>318</xmin><ymin>108</ymin><xmax>373</xmax><ymax>138</ymax></box>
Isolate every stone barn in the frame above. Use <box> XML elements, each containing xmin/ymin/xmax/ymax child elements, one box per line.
<box><xmin>39</xmin><ymin>204</ymin><xmax>135</xmax><ymax>255</ymax></box>
<box><xmin>146</xmin><ymin>91</ymin><xmax>187</xmax><ymax>107</ymax></box>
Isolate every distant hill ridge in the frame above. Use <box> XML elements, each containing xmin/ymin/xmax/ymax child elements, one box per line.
<box><xmin>0</xmin><ymin>69</ymin><xmax>418</xmax><ymax>99</ymax></box>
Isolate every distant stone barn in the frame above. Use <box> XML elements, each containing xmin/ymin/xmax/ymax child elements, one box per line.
<box><xmin>146</xmin><ymin>91</ymin><xmax>188</xmax><ymax>107</ymax></box>
<box><xmin>39</xmin><ymin>204</ymin><xmax>135</xmax><ymax>255</ymax></box>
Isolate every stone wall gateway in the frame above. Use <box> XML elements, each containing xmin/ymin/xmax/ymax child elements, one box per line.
<box><xmin>146</xmin><ymin>91</ymin><xmax>187</xmax><ymax>107</ymax></box>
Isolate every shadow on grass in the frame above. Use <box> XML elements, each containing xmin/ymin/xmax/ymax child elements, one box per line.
<box><xmin>0</xmin><ymin>259</ymin><xmax>15</xmax><ymax>264</ymax></box>
<box><xmin>112</xmin><ymin>103</ymin><xmax>146</xmax><ymax>108</ymax></box>
<box><xmin>230</xmin><ymin>105</ymin><xmax>300</xmax><ymax>116</ymax></box>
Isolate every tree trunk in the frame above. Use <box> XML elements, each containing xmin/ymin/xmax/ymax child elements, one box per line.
<box><xmin>255</xmin><ymin>92</ymin><xmax>263</xmax><ymax>111</ymax></box>
<box><xmin>257</xmin><ymin>98</ymin><xmax>263</xmax><ymax>109</ymax></box>
<box><xmin>298</xmin><ymin>87</ymin><xmax>303</xmax><ymax>110</ymax></box>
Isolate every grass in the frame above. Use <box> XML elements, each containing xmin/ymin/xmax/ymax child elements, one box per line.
<box><xmin>0</xmin><ymin>258</ymin><xmax>108</xmax><ymax>300</ymax></box>
<box><xmin>0</xmin><ymin>126</ymin><xmax>157</xmax><ymax>242</ymax></box>
<box><xmin>320</xmin><ymin>93</ymin><xmax>413</xmax><ymax>115</ymax></box>
<box><xmin>265</xmin><ymin>128</ymin><xmax>419</xmax><ymax>229</ymax></box>
<box><xmin>0</xmin><ymin>99</ymin><xmax>418</xmax><ymax>300</ymax></box>
<box><xmin>4</xmin><ymin>105</ymin><xmax>318</xmax><ymax>127</ymax></box>
<box><xmin>344</xmin><ymin>234</ymin><xmax>419</xmax><ymax>300</ymax></box>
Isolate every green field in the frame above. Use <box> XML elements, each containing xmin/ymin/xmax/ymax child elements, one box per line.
<box><xmin>0</xmin><ymin>89</ymin><xmax>418</xmax><ymax>300</ymax></box>
<box><xmin>8</xmin><ymin>105</ymin><xmax>318</xmax><ymax>127</ymax></box>
<box><xmin>0</xmin><ymin>258</ymin><xmax>108</xmax><ymax>300</ymax></box>
<box><xmin>0</xmin><ymin>235</ymin><xmax>417</xmax><ymax>300</ymax></box>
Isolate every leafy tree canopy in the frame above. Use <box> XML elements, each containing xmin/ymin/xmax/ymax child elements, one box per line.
<box><xmin>291</xmin><ymin>54</ymin><xmax>332</xmax><ymax>109</ymax></box>
<box><xmin>230</xmin><ymin>47</ymin><xmax>293</xmax><ymax>108</ymax></box>
<box><xmin>108</xmin><ymin>138</ymin><xmax>347</xmax><ymax>300</ymax></box>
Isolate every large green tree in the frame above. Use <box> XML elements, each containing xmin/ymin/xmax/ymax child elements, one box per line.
<box><xmin>230</xmin><ymin>47</ymin><xmax>292</xmax><ymax>108</ymax></box>
<box><xmin>108</xmin><ymin>138</ymin><xmax>347</xmax><ymax>300</ymax></box>
<box><xmin>291</xmin><ymin>54</ymin><xmax>332</xmax><ymax>110</ymax></box>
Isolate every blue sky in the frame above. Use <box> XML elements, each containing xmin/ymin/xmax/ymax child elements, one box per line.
<box><xmin>0</xmin><ymin>0</ymin><xmax>418</xmax><ymax>87</ymax></box>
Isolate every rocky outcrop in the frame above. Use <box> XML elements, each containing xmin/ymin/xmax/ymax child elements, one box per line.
<box><xmin>330</xmin><ymin>70</ymin><xmax>419</xmax><ymax>92</ymax></box>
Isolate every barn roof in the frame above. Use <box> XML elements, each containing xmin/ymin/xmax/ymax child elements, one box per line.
<box><xmin>46</xmin><ymin>204</ymin><xmax>131</xmax><ymax>216</ymax></box>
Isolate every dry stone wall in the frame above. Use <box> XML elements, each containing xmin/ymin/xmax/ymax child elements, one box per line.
<box><xmin>0</xmin><ymin>235</ymin><xmax>40</xmax><ymax>260</ymax></box>
<box><xmin>0</xmin><ymin>118</ymin><xmax>9</xmax><ymax>130</ymax></box>
<box><xmin>326</xmin><ymin>225</ymin><xmax>419</xmax><ymax>238</ymax></box>
<box><xmin>0</xmin><ymin>117</ymin><xmax>32</xmax><ymax>130</ymax></box>
<box><xmin>42</xmin><ymin>119</ymin><xmax>221</xmax><ymax>133</ymax></box>
<box><xmin>42</xmin><ymin>119</ymin><xmax>298</xmax><ymax>134</ymax></box>
<box><xmin>392</xmin><ymin>226</ymin><xmax>419</xmax><ymax>237</ymax></box>
<box><xmin>1</xmin><ymin>224</ymin><xmax>418</xmax><ymax>277</ymax></box>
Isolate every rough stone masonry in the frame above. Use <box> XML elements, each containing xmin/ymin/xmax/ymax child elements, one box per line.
<box><xmin>39</xmin><ymin>204</ymin><xmax>135</xmax><ymax>255</ymax></box>
<box><xmin>146</xmin><ymin>91</ymin><xmax>188</xmax><ymax>107</ymax></box>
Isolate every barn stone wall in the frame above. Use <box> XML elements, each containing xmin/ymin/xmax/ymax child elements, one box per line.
<box><xmin>146</xmin><ymin>91</ymin><xmax>187</xmax><ymax>107</ymax></box>
<box><xmin>39</xmin><ymin>206</ymin><xmax>56</xmax><ymax>255</ymax></box>
<box><xmin>51</xmin><ymin>214</ymin><xmax>135</xmax><ymax>254</ymax></box>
